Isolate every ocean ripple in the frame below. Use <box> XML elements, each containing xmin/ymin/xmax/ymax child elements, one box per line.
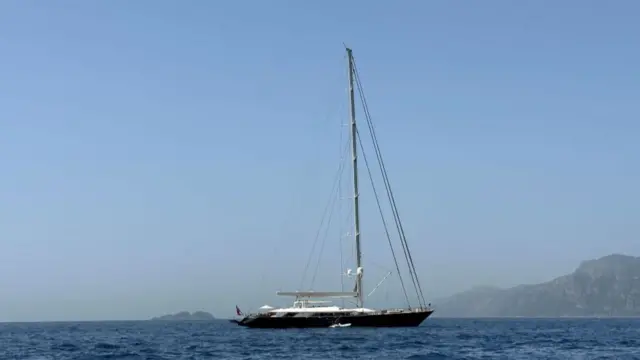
<box><xmin>1</xmin><ymin>318</ymin><xmax>639</xmax><ymax>359</ymax></box>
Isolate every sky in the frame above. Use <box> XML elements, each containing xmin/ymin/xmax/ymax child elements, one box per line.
<box><xmin>0</xmin><ymin>0</ymin><xmax>638</xmax><ymax>322</ymax></box>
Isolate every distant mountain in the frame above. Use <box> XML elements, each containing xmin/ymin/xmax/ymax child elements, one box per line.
<box><xmin>435</xmin><ymin>254</ymin><xmax>640</xmax><ymax>317</ymax></box>
<box><xmin>150</xmin><ymin>311</ymin><xmax>215</xmax><ymax>321</ymax></box>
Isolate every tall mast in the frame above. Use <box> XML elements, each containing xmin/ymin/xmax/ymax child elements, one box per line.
<box><xmin>346</xmin><ymin>47</ymin><xmax>363</xmax><ymax>308</ymax></box>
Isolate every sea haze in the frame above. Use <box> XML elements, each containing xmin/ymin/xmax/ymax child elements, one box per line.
<box><xmin>1</xmin><ymin>318</ymin><xmax>639</xmax><ymax>359</ymax></box>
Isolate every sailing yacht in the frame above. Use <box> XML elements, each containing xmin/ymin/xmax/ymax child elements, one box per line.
<box><xmin>233</xmin><ymin>47</ymin><xmax>434</xmax><ymax>328</ymax></box>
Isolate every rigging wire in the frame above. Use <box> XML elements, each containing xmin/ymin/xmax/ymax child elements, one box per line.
<box><xmin>355</xmin><ymin>127</ymin><xmax>411</xmax><ymax>308</ymax></box>
<box><xmin>355</xmin><ymin>95</ymin><xmax>425</xmax><ymax>308</ymax></box>
<box><xmin>354</xmin><ymin>66</ymin><xmax>427</xmax><ymax>308</ymax></box>
<box><xmin>310</xmin><ymin>168</ymin><xmax>341</xmax><ymax>288</ymax></box>
<box><xmin>352</xmin><ymin>56</ymin><xmax>428</xmax><ymax>308</ymax></box>
<box><xmin>299</xmin><ymin>140</ymin><xmax>351</xmax><ymax>290</ymax></box>
<box><xmin>310</xmin><ymin>134</ymin><xmax>354</xmax><ymax>289</ymax></box>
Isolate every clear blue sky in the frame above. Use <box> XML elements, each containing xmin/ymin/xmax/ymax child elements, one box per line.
<box><xmin>0</xmin><ymin>1</ymin><xmax>638</xmax><ymax>321</ymax></box>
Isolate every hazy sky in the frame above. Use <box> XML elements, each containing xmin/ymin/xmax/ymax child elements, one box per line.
<box><xmin>1</xmin><ymin>1</ymin><xmax>638</xmax><ymax>322</ymax></box>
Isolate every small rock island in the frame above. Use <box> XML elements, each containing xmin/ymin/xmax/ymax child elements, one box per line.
<box><xmin>150</xmin><ymin>311</ymin><xmax>216</xmax><ymax>321</ymax></box>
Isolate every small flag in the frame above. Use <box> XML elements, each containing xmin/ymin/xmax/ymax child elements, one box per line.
<box><xmin>236</xmin><ymin>305</ymin><xmax>243</xmax><ymax>316</ymax></box>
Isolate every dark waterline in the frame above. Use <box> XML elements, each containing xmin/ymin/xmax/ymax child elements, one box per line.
<box><xmin>1</xmin><ymin>318</ymin><xmax>639</xmax><ymax>359</ymax></box>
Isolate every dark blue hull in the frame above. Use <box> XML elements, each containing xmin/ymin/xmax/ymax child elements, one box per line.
<box><xmin>235</xmin><ymin>309</ymin><xmax>433</xmax><ymax>328</ymax></box>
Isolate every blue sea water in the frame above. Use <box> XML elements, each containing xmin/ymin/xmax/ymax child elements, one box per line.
<box><xmin>0</xmin><ymin>318</ymin><xmax>639</xmax><ymax>359</ymax></box>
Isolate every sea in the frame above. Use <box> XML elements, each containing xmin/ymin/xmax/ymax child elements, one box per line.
<box><xmin>1</xmin><ymin>318</ymin><xmax>639</xmax><ymax>360</ymax></box>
